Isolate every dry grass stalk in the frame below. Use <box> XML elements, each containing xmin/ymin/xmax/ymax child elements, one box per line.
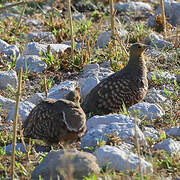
<box><xmin>109</xmin><ymin>0</ymin><xmax>115</xmax><ymax>37</ymax></box>
<box><xmin>134</xmin><ymin>111</ymin><xmax>143</xmax><ymax>180</ymax></box>
<box><xmin>160</xmin><ymin>0</ymin><xmax>167</xmax><ymax>38</ymax></box>
<box><xmin>0</xmin><ymin>0</ymin><xmax>44</xmax><ymax>12</ymax></box>
<box><xmin>15</xmin><ymin>4</ymin><xmax>26</xmax><ymax>32</ymax></box>
<box><xmin>80</xmin><ymin>31</ymin><xmax>87</xmax><ymax>66</ymax></box>
<box><xmin>11</xmin><ymin>67</ymin><xmax>23</xmax><ymax>179</ymax></box>
<box><xmin>118</xmin><ymin>39</ymin><xmax>129</xmax><ymax>57</ymax></box>
<box><xmin>18</xmin><ymin>116</ymin><xmax>31</xmax><ymax>161</ymax></box>
<box><xmin>68</xmin><ymin>0</ymin><xmax>75</xmax><ymax>61</ymax></box>
<box><xmin>87</xmin><ymin>39</ymin><xmax>91</xmax><ymax>62</ymax></box>
<box><xmin>109</xmin><ymin>0</ymin><xmax>120</xmax><ymax>67</ymax></box>
<box><xmin>43</xmin><ymin>76</ymin><xmax>48</xmax><ymax>98</ymax></box>
<box><xmin>174</xmin><ymin>26</ymin><xmax>179</xmax><ymax>48</ymax></box>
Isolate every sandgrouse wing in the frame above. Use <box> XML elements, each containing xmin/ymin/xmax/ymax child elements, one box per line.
<box><xmin>23</xmin><ymin>88</ymin><xmax>86</xmax><ymax>145</ymax></box>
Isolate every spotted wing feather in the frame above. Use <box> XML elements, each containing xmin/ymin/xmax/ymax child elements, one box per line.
<box><xmin>23</xmin><ymin>99</ymin><xmax>70</xmax><ymax>143</ymax></box>
<box><xmin>82</xmin><ymin>71</ymin><xmax>147</xmax><ymax>114</ymax></box>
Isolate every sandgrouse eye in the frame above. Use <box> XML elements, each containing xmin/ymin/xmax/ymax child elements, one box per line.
<box><xmin>23</xmin><ymin>87</ymin><xmax>86</xmax><ymax>146</ymax></box>
<box><xmin>82</xmin><ymin>43</ymin><xmax>148</xmax><ymax>115</ymax></box>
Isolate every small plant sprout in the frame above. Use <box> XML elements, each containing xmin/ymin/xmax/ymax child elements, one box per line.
<box><xmin>40</xmin><ymin>77</ymin><xmax>53</xmax><ymax>93</ymax></box>
<box><xmin>40</xmin><ymin>46</ymin><xmax>54</xmax><ymax>66</ymax></box>
<box><xmin>96</xmin><ymin>137</ymin><xmax>106</xmax><ymax>149</ymax></box>
<box><xmin>21</xmin><ymin>61</ymin><xmax>31</xmax><ymax>80</ymax></box>
<box><xmin>158</xmin><ymin>130</ymin><xmax>166</xmax><ymax>141</ymax></box>
<box><xmin>43</xmin><ymin>76</ymin><xmax>48</xmax><ymax>98</ymax></box>
<box><xmin>164</xmin><ymin>87</ymin><xmax>172</xmax><ymax>97</ymax></box>
<box><xmin>0</xmin><ymin>146</ymin><xmax>6</xmax><ymax>156</ymax></box>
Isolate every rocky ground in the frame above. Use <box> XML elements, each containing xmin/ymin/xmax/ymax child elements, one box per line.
<box><xmin>0</xmin><ymin>0</ymin><xmax>180</xmax><ymax>179</ymax></box>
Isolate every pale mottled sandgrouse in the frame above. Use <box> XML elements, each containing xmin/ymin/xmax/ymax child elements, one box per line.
<box><xmin>82</xmin><ymin>43</ymin><xmax>148</xmax><ymax>115</ymax></box>
<box><xmin>23</xmin><ymin>87</ymin><xmax>86</xmax><ymax>145</ymax></box>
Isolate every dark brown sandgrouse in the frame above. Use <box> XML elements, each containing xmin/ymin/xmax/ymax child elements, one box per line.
<box><xmin>23</xmin><ymin>87</ymin><xmax>86</xmax><ymax>145</ymax></box>
<box><xmin>82</xmin><ymin>43</ymin><xmax>148</xmax><ymax>115</ymax></box>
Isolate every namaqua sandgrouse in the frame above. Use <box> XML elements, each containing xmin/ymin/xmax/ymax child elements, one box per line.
<box><xmin>23</xmin><ymin>87</ymin><xmax>86</xmax><ymax>145</ymax></box>
<box><xmin>82</xmin><ymin>43</ymin><xmax>148</xmax><ymax>115</ymax></box>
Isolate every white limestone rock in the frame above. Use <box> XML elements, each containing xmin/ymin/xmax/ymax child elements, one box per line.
<box><xmin>0</xmin><ymin>39</ymin><xmax>9</xmax><ymax>50</ymax></box>
<box><xmin>0</xmin><ymin>13</ymin><xmax>20</xmax><ymax>19</ymax></box>
<box><xmin>114</xmin><ymin>2</ymin><xmax>152</xmax><ymax>13</ymax></box>
<box><xmin>23</xmin><ymin>42</ymin><xmax>70</xmax><ymax>56</ymax></box>
<box><xmin>143</xmin><ymin>126</ymin><xmax>160</xmax><ymax>141</ymax></box>
<box><xmin>81</xmin><ymin>122</ymin><xmax>146</xmax><ymax>149</ymax></box>
<box><xmin>27</xmin><ymin>31</ymin><xmax>56</xmax><ymax>43</ymax></box>
<box><xmin>4</xmin><ymin>143</ymin><xmax>27</xmax><ymax>155</ymax></box>
<box><xmin>62</xmin><ymin>40</ymin><xmax>82</xmax><ymax>50</ymax></box>
<box><xmin>27</xmin><ymin>93</ymin><xmax>45</xmax><ymax>105</ymax></box>
<box><xmin>27</xmin><ymin>80</ymin><xmax>78</xmax><ymax>106</ymax></box>
<box><xmin>3</xmin><ymin>143</ymin><xmax>50</xmax><ymax>155</ymax></box>
<box><xmin>25</xmin><ymin>19</ymin><xmax>43</xmax><ymax>26</ymax></box>
<box><xmin>79</xmin><ymin>63</ymin><xmax>113</xmax><ymax>99</ymax></box>
<box><xmin>96</xmin><ymin>29</ymin><xmax>127</xmax><ymax>48</ymax></box>
<box><xmin>82</xmin><ymin>63</ymin><xmax>100</xmax><ymax>78</ymax></box>
<box><xmin>80</xmin><ymin>63</ymin><xmax>113</xmax><ymax>80</ymax></box>
<box><xmin>145</xmin><ymin>33</ymin><xmax>173</xmax><ymax>49</ymax></box>
<box><xmin>48</xmin><ymin>80</ymin><xmax>78</xmax><ymax>100</ymax></box>
<box><xmin>148</xmin><ymin>0</ymin><xmax>180</xmax><ymax>27</ymax></box>
<box><xmin>147</xmin><ymin>71</ymin><xmax>176</xmax><ymax>83</ymax></box>
<box><xmin>0</xmin><ymin>95</ymin><xmax>15</xmax><ymax>110</ymax></box>
<box><xmin>79</xmin><ymin>77</ymin><xmax>99</xmax><ymax>99</ymax></box>
<box><xmin>129</xmin><ymin>102</ymin><xmax>165</xmax><ymax>121</ymax></box>
<box><xmin>100</xmin><ymin>61</ymin><xmax>111</xmax><ymax>68</ymax></box>
<box><xmin>72</xmin><ymin>13</ymin><xmax>86</xmax><ymax>21</ymax></box>
<box><xmin>154</xmin><ymin>138</ymin><xmax>180</xmax><ymax>155</ymax></box>
<box><xmin>15</xmin><ymin>55</ymin><xmax>47</xmax><ymax>73</ymax></box>
<box><xmin>94</xmin><ymin>145</ymin><xmax>153</xmax><ymax>173</ymax></box>
<box><xmin>166</xmin><ymin>126</ymin><xmax>180</xmax><ymax>138</ymax></box>
<box><xmin>86</xmin><ymin>114</ymin><xmax>141</xmax><ymax>131</ymax></box>
<box><xmin>6</xmin><ymin>101</ymin><xmax>35</xmax><ymax>122</ymax></box>
<box><xmin>31</xmin><ymin>150</ymin><xmax>100</xmax><ymax>180</ymax></box>
<box><xmin>98</xmin><ymin>67</ymin><xmax>113</xmax><ymax>81</ymax></box>
<box><xmin>2</xmin><ymin>45</ymin><xmax>20</xmax><ymax>61</ymax></box>
<box><xmin>144</xmin><ymin>89</ymin><xmax>168</xmax><ymax>104</ymax></box>
<box><xmin>0</xmin><ymin>70</ymin><xmax>18</xmax><ymax>90</ymax></box>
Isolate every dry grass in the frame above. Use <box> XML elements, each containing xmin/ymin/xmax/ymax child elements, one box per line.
<box><xmin>0</xmin><ymin>0</ymin><xmax>179</xmax><ymax>179</ymax></box>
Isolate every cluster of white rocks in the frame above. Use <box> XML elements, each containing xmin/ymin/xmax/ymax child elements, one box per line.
<box><xmin>1</xmin><ymin>62</ymin><xmax>179</xmax><ymax>179</ymax></box>
<box><xmin>0</xmin><ymin>0</ymin><xmax>180</xmax><ymax>179</ymax></box>
<box><xmin>0</xmin><ymin>43</ymin><xmax>179</xmax><ymax>179</ymax></box>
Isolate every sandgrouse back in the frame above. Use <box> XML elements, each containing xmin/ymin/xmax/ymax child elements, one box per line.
<box><xmin>23</xmin><ymin>88</ymin><xmax>86</xmax><ymax>145</ymax></box>
<box><xmin>82</xmin><ymin>43</ymin><xmax>148</xmax><ymax>115</ymax></box>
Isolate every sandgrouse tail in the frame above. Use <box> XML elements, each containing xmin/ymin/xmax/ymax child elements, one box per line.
<box><xmin>82</xmin><ymin>43</ymin><xmax>148</xmax><ymax>115</ymax></box>
<box><xmin>23</xmin><ymin>87</ymin><xmax>86</xmax><ymax>145</ymax></box>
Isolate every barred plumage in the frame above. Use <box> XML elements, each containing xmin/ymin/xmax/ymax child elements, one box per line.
<box><xmin>23</xmin><ymin>88</ymin><xmax>86</xmax><ymax>145</ymax></box>
<box><xmin>82</xmin><ymin>43</ymin><xmax>148</xmax><ymax>115</ymax></box>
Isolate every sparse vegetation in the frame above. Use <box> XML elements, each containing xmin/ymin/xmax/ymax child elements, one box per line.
<box><xmin>0</xmin><ymin>0</ymin><xmax>179</xmax><ymax>179</ymax></box>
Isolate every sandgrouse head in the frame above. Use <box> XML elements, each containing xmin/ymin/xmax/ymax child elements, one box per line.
<box><xmin>129</xmin><ymin>43</ymin><xmax>147</xmax><ymax>55</ymax></box>
<box><xmin>65</xmin><ymin>87</ymin><xmax>81</xmax><ymax>104</ymax></box>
